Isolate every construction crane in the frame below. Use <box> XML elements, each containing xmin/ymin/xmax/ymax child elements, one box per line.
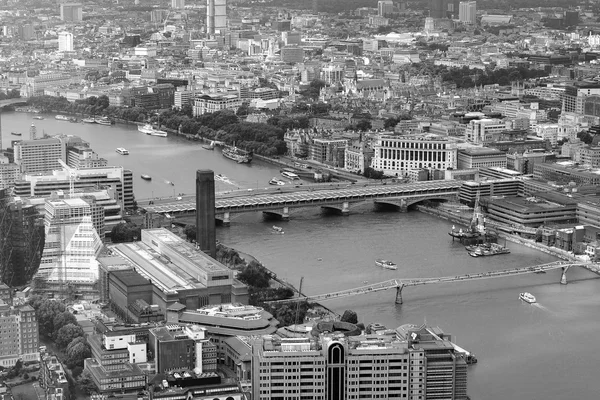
<box><xmin>57</xmin><ymin>159</ymin><xmax>77</xmax><ymax>198</ymax></box>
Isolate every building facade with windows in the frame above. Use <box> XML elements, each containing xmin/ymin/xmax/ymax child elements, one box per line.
<box><xmin>252</xmin><ymin>322</ymin><xmax>468</xmax><ymax>400</ymax></box>
<box><xmin>193</xmin><ymin>94</ymin><xmax>241</xmax><ymax>116</ymax></box>
<box><xmin>0</xmin><ymin>303</ymin><xmax>39</xmax><ymax>367</ymax></box>
<box><xmin>370</xmin><ymin>133</ymin><xmax>458</xmax><ymax>177</ymax></box>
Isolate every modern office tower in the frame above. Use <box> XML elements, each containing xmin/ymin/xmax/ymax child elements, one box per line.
<box><xmin>58</xmin><ymin>32</ymin><xmax>73</xmax><ymax>52</ymax></box>
<box><xmin>252</xmin><ymin>323</ymin><xmax>468</xmax><ymax>400</ymax></box>
<box><xmin>196</xmin><ymin>170</ymin><xmax>216</xmax><ymax>258</ymax></box>
<box><xmin>29</xmin><ymin>123</ymin><xmax>36</xmax><ymax>140</ymax></box>
<box><xmin>459</xmin><ymin>1</ymin><xmax>476</xmax><ymax>24</ymax></box>
<box><xmin>378</xmin><ymin>0</ymin><xmax>394</xmax><ymax>17</ymax></box>
<box><xmin>430</xmin><ymin>0</ymin><xmax>447</xmax><ymax>18</ymax></box>
<box><xmin>60</xmin><ymin>3</ymin><xmax>83</xmax><ymax>22</ymax></box>
<box><xmin>35</xmin><ymin>198</ymin><xmax>102</xmax><ymax>297</ymax></box>
<box><xmin>0</xmin><ymin>302</ymin><xmax>39</xmax><ymax>367</ymax></box>
<box><xmin>172</xmin><ymin>0</ymin><xmax>185</xmax><ymax>9</ymax></box>
<box><xmin>0</xmin><ymin>190</ymin><xmax>44</xmax><ymax>287</ymax></box>
<box><xmin>206</xmin><ymin>0</ymin><xmax>227</xmax><ymax>35</ymax></box>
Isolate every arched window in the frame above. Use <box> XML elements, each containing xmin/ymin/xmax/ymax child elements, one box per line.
<box><xmin>328</xmin><ymin>342</ymin><xmax>345</xmax><ymax>364</ymax></box>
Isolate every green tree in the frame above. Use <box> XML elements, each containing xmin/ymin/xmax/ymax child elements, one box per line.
<box><xmin>355</xmin><ymin>119</ymin><xmax>372</xmax><ymax>131</ymax></box>
<box><xmin>341</xmin><ymin>309</ymin><xmax>358</xmax><ymax>324</ymax></box>
<box><xmin>237</xmin><ymin>261</ymin><xmax>271</xmax><ymax>288</ymax></box>
<box><xmin>53</xmin><ymin>311</ymin><xmax>77</xmax><ymax>335</ymax></box>
<box><xmin>76</xmin><ymin>371</ymin><xmax>98</xmax><ymax>396</ymax></box>
<box><xmin>183</xmin><ymin>225</ymin><xmax>197</xmax><ymax>242</ymax></box>
<box><xmin>110</xmin><ymin>222</ymin><xmax>141</xmax><ymax>243</ymax></box>
<box><xmin>65</xmin><ymin>337</ymin><xmax>92</xmax><ymax>369</ymax></box>
<box><xmin>55</xmin><ymin>323</ymin><xmax>84</xmax><ymax>349</ymax></box>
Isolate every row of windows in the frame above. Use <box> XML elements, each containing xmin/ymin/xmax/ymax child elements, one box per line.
<box><xmin>378</xmin><ymin>141</ymin><xmax>449</xmax><ymax>150</ymax></box>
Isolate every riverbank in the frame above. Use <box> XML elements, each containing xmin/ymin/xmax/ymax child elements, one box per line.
<box><xmin>417</xmin><ymin>204</ymin><xmax>578</xmax><ymax>262</ymax></box>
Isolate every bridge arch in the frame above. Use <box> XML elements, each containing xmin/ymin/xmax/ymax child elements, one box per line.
<box><xmin>404</xmin><ymin>196</ymin><xmax>451</xmax><ymax>209</ymax></box>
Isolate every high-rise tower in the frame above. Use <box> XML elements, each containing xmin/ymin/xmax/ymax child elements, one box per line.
<box><xmin>206</xmin><ymin>0</ymin><xmax>227</xmax><ymax>35</ymax></box>
<box><xmin>196</xmin><ymin>170</ymin><xmax>216</xmax><ymax>258</ymax></box>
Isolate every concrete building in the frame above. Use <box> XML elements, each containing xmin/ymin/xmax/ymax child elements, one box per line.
<box><xmin>281</xmin><ymin>46</ymin><xmax>305</xmax><ymax>64</ymax></box>
<box><xmin>13</xmin><ymin>137</ymin><xmax>68</xmax><ymax>174</ymax></box>
<box><xmin>430</xmin><ymin>0</ymin><xmax>447</xmax><ymax>18</ymax></box>
<box><xmin>207</xmin><ymin>0</ymin><xmax>227</xmax><ymax>35</ymax></box>
<box><xmin>60</xmin><ymin>3</ymin><xmax>82</xmax><ymax>22</ymax></box>
<box><xmin>0</xmin><ymin>303</ymin><xmax>39</xmax><ymax>367</ymax></box>
<box><xmin>193</xmin><ymin>93</ymin><xmax>241</xmax><ymax>116</ymax></box>
<box><xmin>252</xmin><ymin>322</ymin><xmax>468</xmax><ymax>400</ymax></box>
<box><xmin>459</xmin><ymin>1</ymin><xmax>476</xmax><ymax>24</ymax></box>
<box><xmin>458</xmin><ymin>179</ymin><xmax>521</xmax><ymax>205</ymax></box>
<box><xmin>371</xmin><ymin>133</ymin><xmax>458</xmax><ymax>177</ymax></box>
<box><xmin>84</xmin><ymin>357</ymin><xmax>146</xmax><ymax>394</ymax></box>
<box><xmin>149</xmin><ymin>324</ymin><xmax>216</xmax><ymax>374</ymax></box>
<box><xmin>533</xmin><ymin>162</ymin><xmax>600</xmax><ymax>186</ymax></box>
<box><xmin>109</xmin><ymin>228</ymin><xmax>248</xmax><ymax>317</ymax></box>
<box><xmin>344</xmin><ymin>140</ymin><xmax>374</xmax><ymax>173</ymax></box>
<box><xmin>464</xmin><ymin>119</ymin><xmax>508</xmax><ymax>144</ymax></box>
<box><xmin>13</xmin><ymin>166</ymin><xmax>134</xmax><ymax>210</ymax></box>
<box><xmin>309</xmin><ymin>138</ymin><xmax>348</xmax><ymax>165</ymax></box>
<box><xmin>457</xmin><ymin>147</ymin><xmax>507</xmax><ymax>169</ymax></box>
<box><xmin>58</xmin><ymin>32</ymin><xmax>73</xmax><ymax>52</ymax></box>
<box><xmin>485</xmin><ymin>193</ymin><xmax>578</xmax><ymax>227</ymax></box>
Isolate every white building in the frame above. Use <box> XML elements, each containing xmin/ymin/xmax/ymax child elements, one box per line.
<box><xmin>58</xmin><ymin>32</ymin><xmax>73</xmax><ymax>52</ymax></box>
<box><xmin>36</xmin><ymin>198</ymin><xmax>102</xmax><ymax>295</ymax></box>
<box><xmin>535</xmin><ymin>123</ymin><xmax>559</xmax><ymax>146</ymax></box>
<box><xmin>459</xmin><ymin>1</ymin><xmax>477</xmax><ymax>24</ymax></box>
<box><xmin>464</xmin><ymin>119</ymin><xmax>508</xmax><ymax>144</ymax></box>
<box><xmin>193</xmin><ymin>93</ymin><xmax>241</xmax><ymax>116</ymax></box>
<box><xmin>378</xmin><ymin>0</ymin><xmax>394</xmax><ymax>17</ymax></box>
<box><xmin>370</xmin><ymin>133</ymin><xmax>458</xmax><ymax>177</ymax></box>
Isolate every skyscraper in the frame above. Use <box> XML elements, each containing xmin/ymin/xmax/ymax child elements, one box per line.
<box><xmin>60</xmin><ymin>3</ymin><xmax>83</xmax><ymax>22</ymax></box>
<box><xmin>459</xmin><ymin>1</ymin><xmax>476</xmax><ymax>24</ymax></box>
<box><xmin>206</xmin><ymin>0</ymin><xmax>227</xmax><ymax>35</ymax></box>
<box><xmin>378</xmin><ymin>0</ymin><xmax>394</xmax><ymax>17</ymax></box>
<box><xmin>58</xmin><ymin>32</ymin><xmax>73</xmax><ymax>52</ymax></box>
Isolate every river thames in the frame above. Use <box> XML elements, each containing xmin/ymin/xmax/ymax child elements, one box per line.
<box><xmin>5</xmin><ymin>111</ymin><xmax>600</xmax><ymax>400</ymax></box>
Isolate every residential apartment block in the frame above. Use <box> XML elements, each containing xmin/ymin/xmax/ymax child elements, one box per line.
<box><xmin>0</xmin><ymin>302</ymin><xmax>39</xmax><ymax>367</ymax></box>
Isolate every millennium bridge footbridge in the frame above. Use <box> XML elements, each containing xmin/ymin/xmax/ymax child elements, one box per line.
<box><xmin>141</xmin><ymin>180</ymin><xmax>463</xmax><ymax>222</ymax></box>
<box><xmin>267</xmin><ymin>261</ymin><xmax>600</xmax><ymax>305</ymax></box>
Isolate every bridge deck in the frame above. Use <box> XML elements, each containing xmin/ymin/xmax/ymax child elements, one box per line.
<box><xmin>268</xmin><ymin>261</ymin><xmax>589</xmax><ymax>304</ymax></box>
<box><xmin>143</xmin><ymin>180</ymin><xmax>462</xmax><ymax>214</ymax></box>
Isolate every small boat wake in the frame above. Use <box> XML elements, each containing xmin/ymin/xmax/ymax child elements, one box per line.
<box><xmin>531</xmin><ymin>303</ymin><xmax>554</xmax><ymax>315</ymax></box>
<box><xmin>215</xmin><ymin>174</ymin><xmax>237</xmax><ymax>186</ymax></box>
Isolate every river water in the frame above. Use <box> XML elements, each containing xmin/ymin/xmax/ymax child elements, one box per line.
<box><xmin>4</xmin><ymin>111</ymin><xmax>600</xmax><ymax>400</ymax></box>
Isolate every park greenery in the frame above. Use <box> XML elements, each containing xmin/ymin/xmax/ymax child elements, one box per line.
<box><xmin>110</xmin><ymin>222</ymin><xmax>142</xmax><ymax>243</ymax></box>
<box><xmin>27</xmin><ymin>296</ymin><xmax>91</xmax><ymax>374</ymax></box>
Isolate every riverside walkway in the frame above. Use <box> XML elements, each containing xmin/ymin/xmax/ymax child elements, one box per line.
<box><xmin>268</xmin><ymin>261</ymin><xmax>600</xmax><ymax>305</ymax></box>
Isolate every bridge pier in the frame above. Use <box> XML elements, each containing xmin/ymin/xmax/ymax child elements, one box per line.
<box><xmin>399</xmin><ymin>199</ymin><xmax>408</xmax><ymax>213</ymax></box>
<box><xmin>395</xmin><ymin>284</ymin><xmax>404</xmax><ymax>304</ymax></box>
<box><xmin>282</xmin><ymin>206</ymin><xmax>290</xmax><ymax>221</ymax></box>
<box><xmin>222</xmin><ymin>212</ymin><xmax>230</xmax><ymax>227</ymax></box>
<box><xmin>560</xmin><ymin>266</ymin><xmax>570</xmax><ymax>285</ymax></box>
<box><xmin>341</xmin><ymin>202</ymin><xmax>349</xmax><ymax>216</ymax></box>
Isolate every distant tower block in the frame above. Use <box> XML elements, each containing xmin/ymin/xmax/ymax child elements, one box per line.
<box><xmin>196</xmin><ymin>170</ymin><xmax>216</xmax><ymax>258</ymax></box>
<box><xmin>30</xmin><ymin>123</ymin><xmax>37</xmax><ymax>140</ymax></box>
<box><xmin>0</xmin><ymin>110</ymin><xmax>2</xmax><ymax>150</ymax></box>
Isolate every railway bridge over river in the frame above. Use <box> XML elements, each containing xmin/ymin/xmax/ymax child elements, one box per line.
<box><xmin>141</xmin><ymin>180</ymin><xmax>462</xmax><ymax>224</ymax></box>
<box><xmin>267</xmin><ymin>261</ymin><xmax>600</xmax><ymax>305</ymax></box>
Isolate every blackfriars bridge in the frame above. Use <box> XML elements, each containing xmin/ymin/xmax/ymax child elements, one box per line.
<box><xmin>141</xmin><ymin>180</ymin><xmax>463</xmax><ymax>224</ymax></box>
<box><xmin>267</xmin><ymin>261</ymin><xmax>600</xmax><ymax>305</ymax></box>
